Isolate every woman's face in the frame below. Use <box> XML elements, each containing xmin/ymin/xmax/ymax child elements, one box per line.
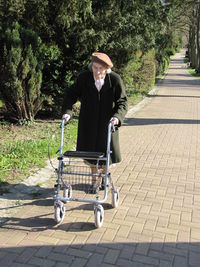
<box><xmin>92</xmin><ymin>62</ymin><xmax>107</xmax><ymax>80</ymax></box>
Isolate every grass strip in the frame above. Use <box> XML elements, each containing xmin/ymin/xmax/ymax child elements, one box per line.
<box><xmin>0</xmin><ymin>119</ymin><xmax>77</xmax><ymax>184</ymax></box>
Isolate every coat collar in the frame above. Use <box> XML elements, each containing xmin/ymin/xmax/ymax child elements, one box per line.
<box><xmin>88</xmin><ymin>71</ymin><xmax>112</xmax><ymax>92</ymax></box>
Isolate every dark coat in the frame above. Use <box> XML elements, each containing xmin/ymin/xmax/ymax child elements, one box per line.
<box><xmin>62</xmin><ymin>69</ymin><xmax>127</xmax><ymax>163</ymax></box>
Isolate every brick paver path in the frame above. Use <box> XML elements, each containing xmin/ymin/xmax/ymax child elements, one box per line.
<box><xmin>1</xmin><ymin>50</ymin><xmax>200</xmax><ymax>266</ymax></box>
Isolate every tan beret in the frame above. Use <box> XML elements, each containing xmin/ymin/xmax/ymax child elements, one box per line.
<box><xmin>92</xmin><ymin>52</ymin><xmax>113</xmax><ymax>68</ymax></box>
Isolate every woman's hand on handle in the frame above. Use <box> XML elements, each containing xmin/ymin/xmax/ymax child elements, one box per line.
<box><xmin>62</xmin><ymin>114</ymin><xmax>71</xmax><ymax>122</ymax></box>
<box><xmin>110</xmin><ymin>117</ymin><xmax>119</xmax><ymax>126</ymax></box>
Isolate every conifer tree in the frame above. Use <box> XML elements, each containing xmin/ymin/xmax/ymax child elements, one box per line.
<box><xmin>0</xmin><ymin>22</ymin><xmax>44</xmax><ymax>123</ymax></box>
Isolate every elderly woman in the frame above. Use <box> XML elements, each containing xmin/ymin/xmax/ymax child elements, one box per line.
<box><xmin>62</xmin><ymin>52</ymin><xmax>127</xmax><ymax>189</ymax></box>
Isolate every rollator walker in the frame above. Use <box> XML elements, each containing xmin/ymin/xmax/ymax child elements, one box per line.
<box><xmin>53</xmin><ymin>119</ymin><xmax>119</xmax><ymax>228</ymax></box>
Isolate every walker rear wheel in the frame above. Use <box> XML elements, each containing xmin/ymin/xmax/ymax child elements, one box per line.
<box><xmin>111</xmin><ymin>188</ymin><xmax>119</xmax><ymax>208</ymax></box>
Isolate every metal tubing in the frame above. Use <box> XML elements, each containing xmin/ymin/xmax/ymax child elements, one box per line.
<box><xmin>55</xmin><ymin>121</ymin><xmax>114</xmax><ymax>205</ymax></box>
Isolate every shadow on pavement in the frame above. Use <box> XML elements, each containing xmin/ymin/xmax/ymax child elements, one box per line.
<box><xmin>0</xmin><ymin>198</ymin><xmax>54</xmax><ymax>212</ymax></box>
<box><xmin>160</xmin><ymin>79</ymin><xmax>200</xmax><ymax>87</ymax></box>
<box><xmin>170</xmin><ymin>58</ymin><xmax>183</xmax><ymax>64</ymax></box>
<box><xmin>0</xmin><ymin>199</ymin><xmax>113</xmax><ymax>229</ymax></box>
<box><xmin>165</xmin><ymin>73</ymin><xmax>194</xmax><ymax>77</ymax></box>
<box><xmin>1</xmin><ymin>213</ymin><xmax>97</xmax><ymax>232</ymax></box>
<box><xmin>169</xmin><ymin>67</ymin><xmax>186</xmax><ymax>70</ymax></box>
<box><xmin>0</xmin><ymin>193</ymin><xmax>198</xmax><ymax>266</ymax></box>
<box><xmin>0</xmin><ymin>182</ymin><xmax>54</xmax><ymax>200</ymax></box>
<box><xmin>0</xmin><ymin>240</ymin><xmax>199</xmax><ymax>266</ymax></box>
<box><xmin>148</xmin><ymin>94</ymin><xmax>200</xmax><ymax>99</ymax></box>
<box><xmin>124</xmin><ymin>117</ymin><xmax>200</xmax><ymax>126</ymax></box>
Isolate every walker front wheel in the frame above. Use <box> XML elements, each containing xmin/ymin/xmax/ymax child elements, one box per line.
<box><xmin>94</xmin><ymin>205</ymin><xmax>104</xmax><ymax>228</ymax></box>
<box><xmin>54</xmin><ymin>200</ymin><xmax>66</xmax><ymax>224</ymax></box>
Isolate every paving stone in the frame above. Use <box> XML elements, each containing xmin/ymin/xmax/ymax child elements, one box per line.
<box><xmin>119</xmin><ymin>244</ymin><xmax>135</xmax><ymax>260</ymax></box>
<box><xmin>67</xmin><ymin>247</ymin><xmax>92</xmax><ymax>259</ymax></box>
<box><xmin>86</xmin><ymin>253</ymin><xmax>104</xmax><ymax>267</ymax></box>
<box><xmin>173</xmin><ymin>255</ymin><xmax>188</xmax><ymax>267</ymax></box>
<box><xmin>28</xmin><ymin>256</ymin><xmax>56</xmax><ymax>267</ymax></box>
<box><xmin>15</xmin><ymin>247</ymin><xmax>38</xmax><ymax>263</ymax></box>
<box><xmin>70</xmin><ymin>257</ymin><xmax>88</xmax><ymax>267</ymax></box>
<box><xmin>103</xmin><ymin>248</ymin><xmax>121</xmax><ymax>264</ymax></box>
<box><xmin>189</xmin><ymin>251</ymin><xmax>200</xmax><ymax>267</ymax></box>
<box><xmin>47</xmin><ymin>252</ymin><xmax>74</xmax><ymax>264</ymax></box>
<box><xmin>9</xmin><ymin>263</ymin><xmax>34</xmax><ymax>267</ymax></box>
<box><xmin>0</xmin><ymin>252</ymin><xmax>19</xmax><ymax>267</ymax></box>
<box><xmin>55</xmin><ymin>262</ymin><xmax>70</xmax><ymax>267</ymax></box>
<box><xmin>132</xmin><ymin>254</ymin><xmax>159</xmax><ymax>266</ymax></box>
<box><xmin>117</xmin><ymin>258</ymin><xmax>145</xmax><ymax>267</ymax></box>
<box><xmin>35</xmin><ymin>246</ymin><xmax>53</xmax><ymax>258</ymax></box>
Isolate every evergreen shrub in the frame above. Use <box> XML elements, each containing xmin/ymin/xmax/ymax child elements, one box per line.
<box><xmin>122</xmin><ymin>50</ymin><xmax>156</xmax><ymax>100</ymax></box>
<box><xmin>0</xmin><ymin>22</ymin><xmax>45</xmax><ymax>123</ymax></box>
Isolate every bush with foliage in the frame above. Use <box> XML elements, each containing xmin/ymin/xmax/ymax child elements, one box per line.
<box><xmin>122</xmin><ymin>50</ymin><xmax>156</xmax><ymax>100</ymax></box>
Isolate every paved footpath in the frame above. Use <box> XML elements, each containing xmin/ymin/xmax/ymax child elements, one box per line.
<box><xmin>1</xmin><ymin>50</ymin><xmax>200</xmax><ymax>267</ymax></box>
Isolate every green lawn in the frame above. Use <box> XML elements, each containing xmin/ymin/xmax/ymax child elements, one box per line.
<box><xmin>0</xmin><ymin>119</ymin><xmax>78</xmax><ymax>186</ymax></box>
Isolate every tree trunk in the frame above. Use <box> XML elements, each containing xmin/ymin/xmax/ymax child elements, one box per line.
<box><xmin>196</xmin><ymin>3</ymin><xmax>200</xmax><ymax>73</ymax></box>
<box><xmin>189</xmin><ymin>8</ymin><xmax>197</xmax><ymax>69</ymax></box>
<box><xmin>189</xmin><ymin>25</ymin><xmax>196</xmax><ymax>68</ymax></box>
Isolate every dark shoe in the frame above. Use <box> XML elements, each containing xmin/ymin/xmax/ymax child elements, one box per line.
<box><xmin>89</xmin><ymin>183</ymin><xmax>98</xmax><ymax>194</ymax></box>
<box><xmin>100</xmin><ymin>178</ymin><xmax>105</xmax><ymax>190</ymax></box>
